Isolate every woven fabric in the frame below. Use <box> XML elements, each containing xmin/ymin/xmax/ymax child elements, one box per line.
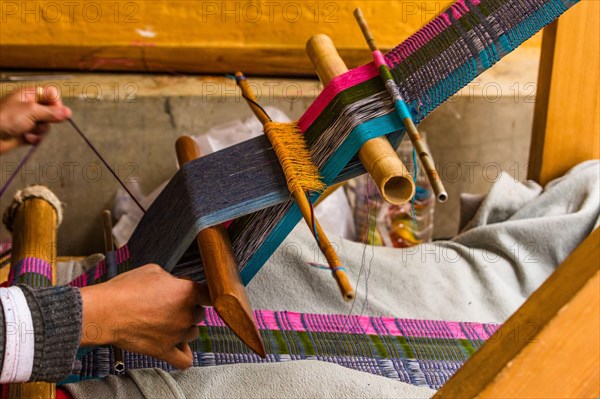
<box><xmin>9</xmin><ymin>258</ymin><xmax>52</xmax><ymax>288</ymax></box>
<box><xmin>68</xmin><ymin>309</ymin><xmax>500</xmax><ymax>390</ymax></box>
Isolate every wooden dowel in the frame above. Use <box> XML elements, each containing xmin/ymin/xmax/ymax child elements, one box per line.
<box><xmin>353</xmin><ymin>9</ymin><xmax>448</xmax><ymax>203</ymax></box>
<box><xmin>235</xmin><ymin>73</ymin><xmax>354</xmax><ymax>301</ymax></box>
<box><xmin>306</xmin><ymin>34</ymin><xmax>415</xmax><ymax>205</ymax></box>
<box><xmin>403</xmin><ymin>122</ymin><xmax>447</xmax><ymax>202</ymax></box>
<box><xmin>9</xmin><ymin>196</ymin><xmax>57</xmax><ymax>399</ymax></box>
<box><xmin>102</xmin><ymin>210</ymin><xmax>125</xmax><ymax>373</ymax></box>
<box><xmin>176</xmin><ymin>136</ymin><xmax>266</xmax><ymax>357</ymax></box>
<box><xmin>293</xmin><ymin>190</ymin><xmax>354</xmax><ymax>300</ymax></box>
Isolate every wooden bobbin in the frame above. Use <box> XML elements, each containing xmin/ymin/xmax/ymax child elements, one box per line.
<box><xmin>175</xmin><ymin>136</ymin><xmax>266</xmax><ymax>358</ymax></box>
<box><xmin>9</xmin><ymin>196</ymin><xmax>58</xmax><ymax>399</ymax></box>
<box><xmin>306</xmin><ymin>34</ymin><xmax>415</xmax><ymax>205</ymax></box>
<box><xmin>235</xmin><ymin>72</ymin><xmax>355</xmax><ymax>301</ymax></box>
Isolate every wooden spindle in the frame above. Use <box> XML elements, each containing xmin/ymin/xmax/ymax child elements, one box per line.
<box><xmin>306</xmin><ymin>34</ymin><xmax>415</xmax><ymax>205</ymax></box>
<box><xmin>9</xmin><ymin>195</ymin><xmax>58</xmax><ymax>399</ymax></box>
<box><xmin>235</xmin><ymin>73</ymin><xmax>355</xmax><ymax>301</ymax></box>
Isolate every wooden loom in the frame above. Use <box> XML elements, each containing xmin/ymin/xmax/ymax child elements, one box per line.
<box><xmin>3</xmin><ymin>1</ymin><xmax>599</xmax><ymax>398</ymax></box>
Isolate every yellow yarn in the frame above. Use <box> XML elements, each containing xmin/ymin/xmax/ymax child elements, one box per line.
<box><xmin>264</xmin><ymin>122</ymin><xmax>326</xmax><ymax>194</ymax></box>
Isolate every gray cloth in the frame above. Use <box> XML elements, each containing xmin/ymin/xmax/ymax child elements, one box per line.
<box><xmin>64</xmin><ymin>361</ymin><xmax>434</xmax><ymax>398</ymax></box>
<box><xmin>0</xmin><ymin>285</ymin><xmax>82</xmax><ymax>382</ymax></box>
<box><xmin>65</xmin><ymin>161</ymin><xmax>599</xmax><ymax>397</ymax></box>
<box><xmin>248</xmin><ymin>160</ymin><xmax>600</xmax><ymax>323</ymax></box>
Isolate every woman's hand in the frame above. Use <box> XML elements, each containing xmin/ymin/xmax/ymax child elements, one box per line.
<box><xmin>0</xmin><ymin>87</ymin><xmax>71</xmax><ymax>154</ymax></box>
<box><xmin>79</xmin><ymin>264</ymin><xmax>210</xmax><ymax>370</ymax></box>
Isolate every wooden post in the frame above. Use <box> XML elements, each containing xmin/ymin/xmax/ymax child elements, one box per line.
<box><xmin>8</xmin><ymin>196</ymin><xmax>58</xmax><ymax>399</ymax></box>
<box><xmin>528</xmin><ymin>0</ymin><xmax>600</xmax><ymax>185</ymax></box>
<box><xmin>175</xmin><ymin>136</ymin><xmax>266</xmax><ymax>357</ymax></box>
<box><xmin>306</xmin><ymin>34</ymin><xmax>415</xmax><ymax>205</ymax></box>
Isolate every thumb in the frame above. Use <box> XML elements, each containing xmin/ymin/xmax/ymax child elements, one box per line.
<box><xmin>163</xmin><ymin>343</ymin><xmax>193</xmax><ymax>370</ymax></box>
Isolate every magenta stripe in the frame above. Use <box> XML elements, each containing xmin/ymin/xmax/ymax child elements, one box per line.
<box><xmin>199</xmin><ymin>309</ymin><xmax>497</xmax><ymax>340</ymax></box>
<box><xmin>94</xmin><ymin>260</ymin><xmax>106</xmax><ymax>280</ymax></box>
<box><xmin>23</xmin><ymin>257</ymin><xmax>52</xmax><ymax>279</ymax></box>
<box><xmin>298</xmin><ymin>0</ymin><xmax>482</xmax><ymax>133</ymax></box>
<box><xmin>69</xmin><ymin>272</ymin><xmax>87</xmax><ymax>288</ymax></box>
<box><xmin>387</xmin><ymin>0</ymin><xmax>480</xmax><ymax>67</ymax></box>
<box><xmin>297</xmin><ymin>63</ymin><xmax>378</xmax><ymax>132</ymax></box>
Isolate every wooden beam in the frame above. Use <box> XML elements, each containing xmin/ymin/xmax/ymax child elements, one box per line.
<box><xmin>0</xmin><ymin>0</ymin><xmax>541</xmax><ymax>76</ymax></box>
<box><xmin>435</xmin><ymin>228</ymin><xmax>600</xmax><ymax>398</ymax></box>
<box><xmin>528</xmin><ymin>0</ymin><xmax>600</xmax><ymax>185</ymax></box>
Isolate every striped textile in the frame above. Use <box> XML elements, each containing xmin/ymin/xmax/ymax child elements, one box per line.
<box><xmin>8</xmin><ymin>257</ymin><xmax>52</xmax><ymax>287</ymax></box>
<box><xmin>2</xmin><ymin>253</ymin><xmax>499</xmax><ymax>390</ymax></box>
<box><xmin>69</xmin><ymin>309</ymin><xmax>500</xmax><ymax>390</ymax></box>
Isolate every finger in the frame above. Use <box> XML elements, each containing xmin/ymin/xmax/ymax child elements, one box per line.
<box><xmin>0</xmin><ymin>138</ymin><xmax>21</xmax><ymax>154</ymax></box>
<box><xmin>184</xmin><ymin>326</ymin><xmax>200</xmax><ymax>343</ymax></box>
<box><xmin>23</xmin><ymin>133</ymin><xmax>42</xmax><ymax>145</ymax></box>
<box><xmin>163</xmin><ymin>344</ymin><xmax>193</xmax><ymax>370</ymax></box>
<box><xmin>24</xmin><ymin>124</ymin><xmax>51</xmax><ymax>145</ymax></box>
<box><xmin>192</xmin><ymin>305</ymin><xmax>205</xmax><ymax>325</ymax></box>
<box><xmin>29</xmin><ymin>103</ymin><xmax>70</xmax><ymax>124</ymax></box>
<box><xmin>29</xmin><ymin>122</ymin><xmax>50</xmax><ymax>136</ymax></box>
<box><xmin>5</xmin><ymin>88</ymin><xmax>36</xmax><ymax>104</ymax></box>
<box><xmin>38</xmin><ymin>86</ymin><xmax>63</xmax><ymax>106</ymax></box>
<box><xmin>195</xmin><ymin>284</ymin><xmax>212</xmax><ymax>306</ymax></box>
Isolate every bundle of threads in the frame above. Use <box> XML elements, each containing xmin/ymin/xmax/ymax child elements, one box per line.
<box><xmin>232</xmin><ymin>72</ymin><xmax>355</xmax><ymax>301</ymax></box>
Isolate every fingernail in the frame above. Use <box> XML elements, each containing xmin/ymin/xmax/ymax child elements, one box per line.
<box><xmin>56</xmin><ymin>108</ymin><xmax>68</xmax><ymax>118</ymax></box>
<box><xmin>24</xmin><ymin>133</ymin><xmax>39</xmax><ymax>144</ymax></box>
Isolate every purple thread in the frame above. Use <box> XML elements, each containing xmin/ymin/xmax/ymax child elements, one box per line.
<box><xmin>67</xmin><ymin>118</ymin><xmax>146</xmax><ymax>214</ymax></box>
<box><xmin>0</xmin><ymin>144</ymin><xmax>38</xmax><ymax>198</ymax></box>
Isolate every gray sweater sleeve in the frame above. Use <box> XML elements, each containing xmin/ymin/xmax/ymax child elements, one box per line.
<box><xmin>0</xmin><ymin>285</ymin><xmax>82</xmax><ymax>382</ymax></box>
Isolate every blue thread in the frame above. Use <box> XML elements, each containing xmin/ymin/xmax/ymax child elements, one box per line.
<box><xmin>307</xmin><ymin>262</ymin><xmax>347</xmax><ymax>273</ymax></box>
<box><xmin>394</xmin><ymin>99</ymin><xmax>413</xmax><ymax>121</ymax></box>
<box><xmin>411</xmin><ymin>148</ymin><xmax>418</xmax><ymax>225</ymax></box>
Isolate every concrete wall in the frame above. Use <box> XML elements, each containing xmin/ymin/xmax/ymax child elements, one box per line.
<box><xmin>0</xmin><ymin>49</ymin><xmax>540</xmax><ymax>255</ymax></box>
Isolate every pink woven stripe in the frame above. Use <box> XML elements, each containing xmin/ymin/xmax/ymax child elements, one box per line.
<box><xmin>8</xmin><ymin>257</ymin><xmax>52</xmax><ymax>285</ymax></box>
<box><xmin>200</xmin><ymin>308</ymin><xmax>496</xmax><ymax>340</ymax></box>
<box><xmin>69</xmin><ymin>273</ymin><xmax>87</xmax><ymax>287</ymax></box>
<box><xmin>373</xmin><ymin>50</ymin><xmax>387</xmax><ymax>68</ymax></box>
<box><xmin>94</xmin><ymin>261</ymin><xmax>106</xmax><ymax>280</ymax></box>
<box><xmin>386</xmin><ymin>0</ymin><xmax>480</xmax><ymax>67</ymax></box>
<box><xmin>21</xmin><ymin>258</ymin><xmax>52</xmax><ymax>279</ymax></box>
<box><xmin>298</xmin><ymin>63</ymin><xmax>379</xmax><ymax>132</ymax></box>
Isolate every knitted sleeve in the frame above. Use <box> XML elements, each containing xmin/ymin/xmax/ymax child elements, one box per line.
<box><xmin>1</xmin><ymin>286</ymin><xmax>82</xmax><ymax>382</ymax></box>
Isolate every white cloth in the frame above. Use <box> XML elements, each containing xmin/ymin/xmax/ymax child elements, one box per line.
<box><xmin>0</xmin><ymin>287</ymin><xmax>35</xmax><ymax>383</ymax></box>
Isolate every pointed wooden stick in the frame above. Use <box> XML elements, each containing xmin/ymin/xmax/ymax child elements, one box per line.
<box><xmin>176</xmin><ymin>136</ymin><xmax>266</xmax><ymax>357</ymax></box>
